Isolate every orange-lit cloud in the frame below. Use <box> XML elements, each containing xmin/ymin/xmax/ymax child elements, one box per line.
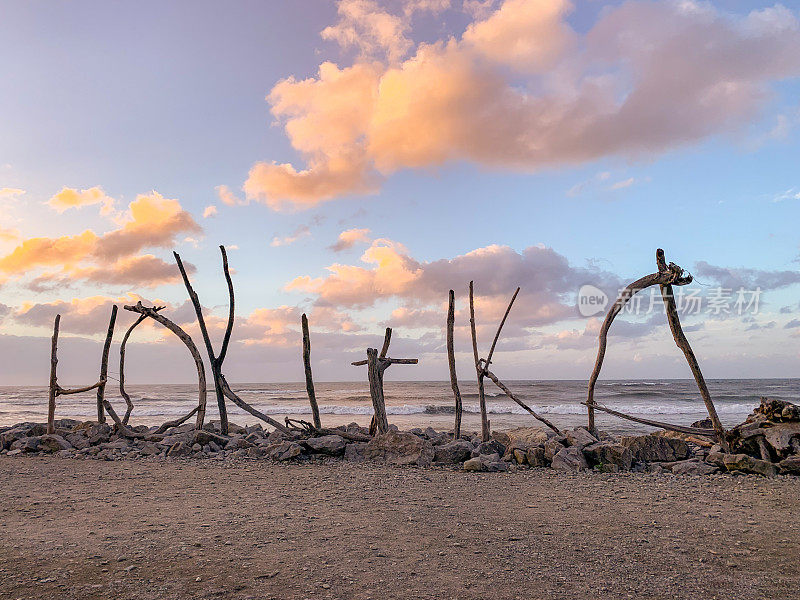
<box><xmin>203</xmin><ymin>205</ymin><xmax>218</xmax><ymax>218</ymax></box>
<box><xmin>0</xmin><ymin>190</ymin><xmax>201</xmax><ymax>288</ymax></box>
<box><xmin>0</xmin><ymin>188</ymin><xmax>25</xmax><ymax>199</ymax></box>
<box><xmin>244</xmin><ymin>0</ymin><xmax>800</xmax><ymax>208</ymax></box>
<box><xmin>215</xmin><ymin>184</ymin><xmax>244</xmax><ymax>206</ymax></box>
<box><xmin>329</xmin><ymin>227</ymin><xmax>371</xmax><ymax>252</ymax></box>
<box><xmin>47</xmin><ymin>186</ymin><xmax>115</xmax><ymax>215</ymax></box>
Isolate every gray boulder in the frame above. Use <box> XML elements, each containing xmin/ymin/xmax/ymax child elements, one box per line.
<box><xmin>565</xmin><ymin>427</ymin><xmax>598</xmax><ymax>449</ymax></box>
<box><xmin>36</xmin><ymin>434</ymin><xmax>72</xmax><ymax>453</ymax></box>
<box><xmin>492</xmin><ymin>427</ymin><xmax>552</xmax><ymax>448</ymax></box>
<box><xmin>722</xmin><ymin>453</ymin><xmax>777</xmax><ymax>477</ymax></box>
<box><xmin>266</xmin><ymin>441</ymin><xmax>304</xmax><ymax>461</ymax></box>
<box><xmin>583</xmin><ymin>442</ymin><xmax>633</xmax><ymax>472</ymax></box>
<box><xmin>305</xmin><ymin>435</ymin><xmax>347</xmax><ymax>456</ymax></box>
<box><xmin>166</xmin><ymin>441</ymin><xmax>192</xmax><ymax>457</ymax></box>
<box><xmin>544</xmin><ymin>437</ymin><xmax>566</xmax><ymax>461</ymax></box>
<box><xmin>462</xmin><ymin>457</ymin><xmax>483</xmax><ymax>472</ymax></box>
<box><xmin>433</xmin><ymin>440</ymin><xmax>473</xmax><ymax>464</ymax></box>
<box><xmin>778</xmin><ymin>455</ymin><xmax>800</xmax><ymax>475</ymax></box>
<box><xmin>620</xmin><ymin>435</ymin><xmax>690</xmax><ymax>462</ymax></box>
<box><xmin>525</xmin><ymin>447</ymin><xmax>548</xmax><ymax>467</ymax></box>
<box><xmin>471</xmin><ymin>439</ymin><xmax>506</xmax><ymax>458</ymax></box>
<box><xmin>364</xmin><ymin>430</ymin><xmax>434</xmax><ymax>467</ymax></box>
<box><xmin>671</xmin><ymin>459</ymin><xmax>718</xmax><ymax>476</ymax></box>
<box><xmin>551</xmin><ymin>446</ymin><xmax>589</xmax><ymax>472</ymax></box>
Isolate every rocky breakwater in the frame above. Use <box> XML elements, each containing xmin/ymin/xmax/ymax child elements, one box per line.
<box><xmin>2</xmin><ymin>398</ymin><xmax>799</xmax><ymax>477</ymax></box>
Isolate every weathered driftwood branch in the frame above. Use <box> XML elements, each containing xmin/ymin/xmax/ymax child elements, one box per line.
<box><xmin>96</xmin><ymin>305</ymin><xmax>118</xmax><ymax>423</ymax></box>
<box><xmin>118</xmin><ymin>313</ymin><xmax>149</xmax><ymax>424</ymax></box>
<box><xmin>484</xmin><ymin>368</ymin><xmax>561</xmax><ymax>435</ymax></box>
<box><xmin>485</xmin><ymin>287</ymin><xmax>519</xmax><ymax>370</ymax></box>
<box><xmin>351</xmin><ymin>327</ymin><xmax>418</xmax><ymax>435</ymax></box>
<box><xmin>123</xmin><ymin>301</ymin><xmax>207</xmax><ymax>429</ymax></box>
<box><xmin>301</xmin><ymin>313</ymin><xmax>321</xmax><ymax>429</ymax></box>
<box><xmin>580</xmin><ymin>402</ymin><xmax>716</xmax><ymax>437</ymax></box>
<box><xmin>47</xmin><ymin>315</ymin><xmax>60</xmax><ymax>434</ymax></box>
<box><xmin>447</xmin><ymin>290</ymin><xmax>463</xmax><ymax>438</ymax></box>
<box><xmin>367</xmin><ymin>348</ymin><xmax>389</xmax><ymax>434</ymax></box>
<box><xmin>218</xmin><ymin>373</ymin><xmax>290</xmax><ymax>433</ymax></box>
<box><xmin>174</xmin><ymin>247</ymin><xmax>228</xmax><ymax>434</ymax></box>
<box><xmin>469</xmin><ymin>284</ymin><xmax>528</xmax><ymax>441</ymax></box>
<box><xmin>469</xmin><ymin>281</ymin><xmax>489</xmax><ymax>442</ymax></box>
<box><xmin>655</xmin><ymin>249</ymin><xmax>727</xmax><ymax>445</ymax></box>
<box><xmin>153</xmin><ymin>406</ymin><xmax>201</xmax><ymax>434</ymax></box>
<box><xmin>586</xmin><ymin>251</ymin><xmax>691</xmax><ymax>433</ymax></box>
<box><xmin>47</xmin><ymin>307</ymin><xmax>117</xmax><ymax>434</ymax></box>
<box><xmin>284</xmin><ymin>418</ymin><xmax>371</xmax><ymax>442</ymax></box>
<box><xmin>585</xmin><ymin>248</ymin><xmax>727</xmax><ymax>448</ymax></box>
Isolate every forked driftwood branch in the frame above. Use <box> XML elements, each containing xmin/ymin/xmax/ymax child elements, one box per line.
<box><xmin>585</xmin><ymin>248</ymin><xmax>727</xmax><ymax>447</ymax></box>
<box><xmin>47</xmin><ymin>306</ymin><xmax>118</xmax><ymax>434</ymax></box>
<box><xmin>173</xmin><ymin>245</ymin><xmax>289</xmax><ymax>434</ymax></box>
<box><xmin>351</xmin><ymin>327</ymin><xmax>418</xmax><ymax>435</ymax></box>
<box><xmin>301</xmin><ymin>313</ymin><xmax>321</xmax><ymax>428</ymax></box>
<box><xmin>123</xmin><ymin>301</ymin><xmax>207</xmax><ymax>430</ymax></box>
<box><xmin>446</xmin><ymin>290</ymin><xmax>463</xmax><ymax>438</ymax></box>
<box><xmin>469</xmin><ymin>284</ymin><xmax>558</xmax><ymax>438</ymax></box>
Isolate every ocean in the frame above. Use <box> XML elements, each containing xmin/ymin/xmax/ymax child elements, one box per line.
<box><xmin>1</xmin><ymin>379</ymin><xmax>797</xmax><ymax>435</ymax></box>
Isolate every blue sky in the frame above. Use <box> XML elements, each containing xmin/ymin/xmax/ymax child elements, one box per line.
<box><xmin>1</xmin><ymin>0</ymin><xmax>799</xmax><ymax>384</ymax></box>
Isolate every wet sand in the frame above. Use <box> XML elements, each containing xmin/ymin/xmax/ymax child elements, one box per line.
<box><xmin>1</xmin><ymin>456</ymin><xmax>799</xmax><ymax>600</ymax></box>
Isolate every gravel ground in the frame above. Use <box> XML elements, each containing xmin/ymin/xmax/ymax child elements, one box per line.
<box><xmin>1</xmin><ymin>456</ymin><xmax>799</xmax><ymax>600</ymax></box>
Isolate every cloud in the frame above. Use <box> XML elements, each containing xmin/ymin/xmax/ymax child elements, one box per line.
<box><xmin>0</xmin><ymin>191</ymin><xmax>201</xmax><ymax>287</ymax></box>
<box><xmin>286</xmin><ymin>238</ymin><xmax>620</xmax><ymax>331</ymax></box>
<box><xmin>270</xmin><ymin>225</ymin><xmax>311</xmax><ymax>247</ymax></box>
<box><xmin>203</xmin><ymin>205</ymin><xmax>218</xmax><ymax>218</ymax></box>
<box><xmin>0</xmin><ymin>188</ymin><xmax>25</xmax><ymax>199</ymax></box>
<box><xmin>47</xmin><ymin>186</ymin><xmax>115</xmax><ymax>215</ymax></box>
<box><xmin>772</xmin><ymin>188</ymin><xmax>800</xmax><ymax>202</ymax></box>
<box><xmin>0</xmin><ymin>228</ymin><xmax>19</xmax><ymax>243</ymax></box>
<box><xmin>216</xmin><ymin>185</ymin><xmax>244</xmax><ymax>206</ymax></box>
<box><xmin>609</xmin><ymin>177</ymin><xmax>635</xmax><ymax>190</ymax></box>
<box><xmin>329</xmin><ymin>227</ymin><xmax>371</xmax><ymax>251</ymax></box>
<box><xmin>785</xmin><ymin>318</ymin><xmax>800</xmax><ymax>329</ymax></box>
<box><xmin>243</xmin><ymin>0</ymin><xmax>800</xmax><ymax>208</ymax></box>
<box><xmin>694</xmin><ymin>261</ymin><xmax>800</xmax><ymax>291</ymax></box>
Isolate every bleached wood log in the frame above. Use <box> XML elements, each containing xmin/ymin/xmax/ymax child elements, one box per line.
<box><xmin>96</xmin><ymin>305</ymin><xmax>117</xmax><ymax>423</ymax></box>
<box><xmin>301</xmin><ymin>314</ymin><xmax>321</xmax><ymax>429</ymax></box>
<box><xmin>484</xmin><ymin>369</ymin><xmax>561</xmax><ymax>434</ymax></box>
<box><xmin>469</xmin><ymin>281</ymin><xmax>489</xmax><ymax>442</ymax></box>
<box><xmin>447</xmin><ymin>290</ymin><xmax>462</xmax><ymax>438</ymax></box>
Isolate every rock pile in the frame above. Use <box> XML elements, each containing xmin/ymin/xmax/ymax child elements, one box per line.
<box><xmin>2</xmin><ymin>398</ymin><xmax>799</xmax><ymax>477</ymax></box>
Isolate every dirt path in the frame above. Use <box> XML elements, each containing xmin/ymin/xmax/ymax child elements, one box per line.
<box><xmin>1</xmin><ymin>456</ymin><xmax>798</xmax><ymax>600</ymax></box>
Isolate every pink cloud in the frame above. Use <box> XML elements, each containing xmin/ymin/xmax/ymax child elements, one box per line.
<box><xmin>243</xmin><ymin>0</ymin><xmax>800</xmax><ymax>208</ymax></box>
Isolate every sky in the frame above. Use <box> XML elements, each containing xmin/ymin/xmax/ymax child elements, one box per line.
<box><xmin>0</xmin><ymin>0</ymin><xmax>799</xmax><ymax>385</ymax></box>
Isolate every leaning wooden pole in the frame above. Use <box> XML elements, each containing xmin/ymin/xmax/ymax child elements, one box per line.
<box><xmin>301</xmin><ymin>313</ymin><xmax>321</xmax><ymax>428</ymax></box>
<box><xmin>469</xmin><ymin>281</ymin><xmax>489</xmax><ymax>442</ymax></box>
<box><xmin>655</xmin><ymin>249</ymin><xmax>727</xmax><ymax>446</ymax></box>
<box><xmin>47</xmin><ymin>314</ymin><xmax>60</xmax><ymax>434</ymax></box>
<box><xmin>95</xmin><ymin>305</ymin><xmax>117</xmax><ymax>423</ymax></box>
<box><xmin>446</xmin><ymin>290</ymin><xmax>462</xmax><ymax>438</ymax></box>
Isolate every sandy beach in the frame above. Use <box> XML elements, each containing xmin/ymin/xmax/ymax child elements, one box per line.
<box><xmin>2</xmin><ymin>456</ymin><xmax>799</xmax><ymax>600</ymax></box>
